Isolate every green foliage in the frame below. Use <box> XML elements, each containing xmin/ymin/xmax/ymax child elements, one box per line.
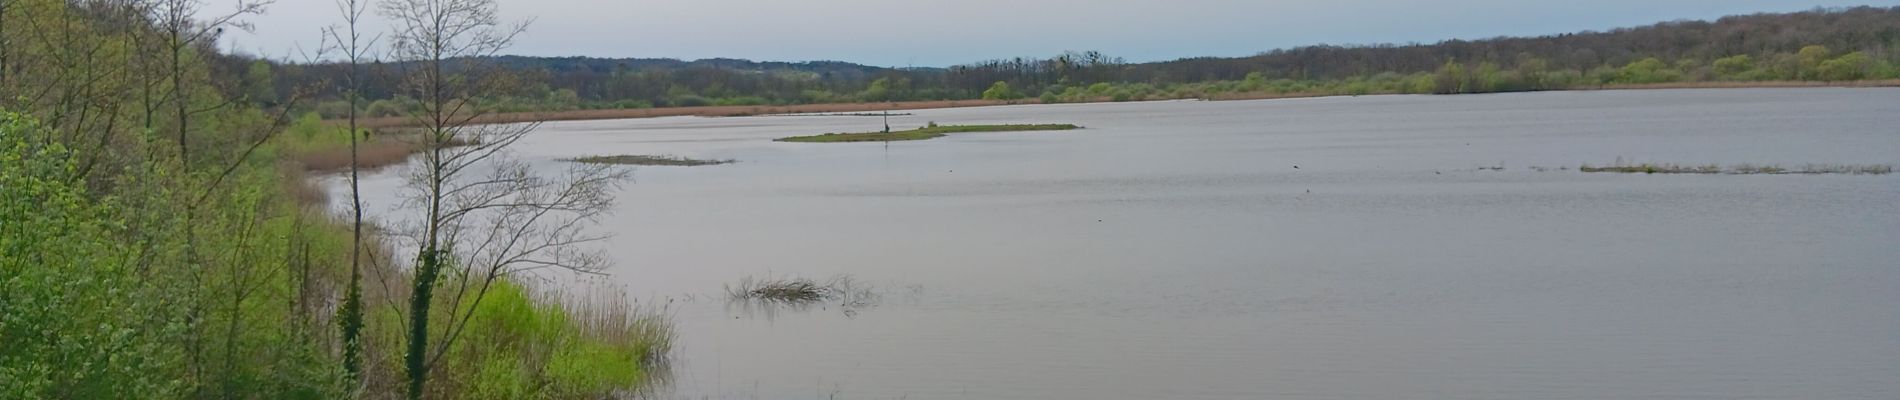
<box><xmin>711</xmin><ymin>95</ymin><xmax>770</xmax><ymax>106</ymax></box>
<box><xmin>955</xmin><ymin>42</ymin><xmax>1884</xmax><ymax>103</ymax></box>
<box><xmin>284</xmin><ymin>112</ymin><xmax>335</xmax><ymax>146</ymax></box>
<box><xmin>1616</xmin><ymin>58</ymin><xmax>1681</xmax><ymax>84</ymax></box>
<box><xmin>861</xmin><ymin>78</ymin><xmax>892</xmax><ymax>102</ymax></box>
<box><xmin>667</xmin><ymin>94</ymin><xmax>711</xmax><ymax>107</ymax></box>
<box><xmin>981</xmin><ymin>81</ymin><xmax>1022</xmax><ymax>100</ymax></box>
<box><xmin>1817</xmin><ymin>52</ymin><xmax>1872</xmax><ymax>81</ymax></box>
<box><xmin>544</xmin><ymin>88</ymin><xmax>582</xmax><ymax>111</ymax></box>
<box><xmin>1407</xmin><ymin>73</ymin><xmax>1437</xmax><ymax>93</ymax></box>
<box><xmin>0</xmin><ymin>113</ymin><xmax>184</xmax><ymax>399</ymax></box>
<box><xmin>359</xmin><ymin>279</ymin><xmax>670</xmax><ymax>400</ymax></box>
<box><xmin>366</xmin><ymin>97</ymin><xmax>422</xmax><ymax>117</ymax></box>
<box><xmin>2</xmin><ymin>0</ymin><xmax>677</xmax><ymax>397</ymax></box>
<box><xmin>1434</xmin><ymin>60</ymin><xmax>1468</xmax><ymax>93</ymax></box>
<box><xmin>1870</xmin><ymin>61</ymin><xmax>1900</xmax><ymax>80</ymax></box>
<box><xmin>1240</xmin><ymin>72</ymin><xmax>1268</xmax><ymax>92</ymax></box>
<box><xmin>1798</xmin><ymin>45</ymin><xmax>1832</xmax><ymax>79</ymax></box>
<box><xmin>1712</xmin><ymin>55</ymin><xmax>1754</xmax><ymax>78</ymax></box>
<box><xmin>245</xmin><ymin>60</ymin><xmax>278</xmax><ymax>104</ymax></box>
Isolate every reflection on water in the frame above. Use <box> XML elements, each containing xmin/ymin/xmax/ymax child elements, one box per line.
<box><xmin>334</xmin><ymin>88</ymin><xmax>1900</xmax><ymax>399</ymax></box>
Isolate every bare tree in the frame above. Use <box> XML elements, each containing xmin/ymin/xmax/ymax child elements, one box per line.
<box><xmin>378</xmin><ymin>0</ymin><xmax>624</xmax><ymax>398</ymax></box>
<box><xmin>322</xmin><ymin>0</ymin><xmax>377</xmax><ymax>386</ymax></box>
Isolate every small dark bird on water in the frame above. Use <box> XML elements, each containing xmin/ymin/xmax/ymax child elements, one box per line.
<box><xmin>1293</xmin><ymin>165</ymin><xmax>1300</xmax><ymax>169</ymax></box>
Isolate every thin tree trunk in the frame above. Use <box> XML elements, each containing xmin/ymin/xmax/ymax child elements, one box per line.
<box><xmin>407</xmin><ymin>34</ymin><xmax>450</xmax><ymax>400</ymax></box>
<box><xmin>341</xmin><ymin>60</ymin><xmax>366</xmax><ymax>384</ymax></box>
<box><xmin>405</xmin><ymin>249</ymin><xmax>438</xmax><ymax>400</ymax></box>
<box><xmin>173</xmin><ymin>40</ymin><xmax>187</xmax><ymax>164</ymax></box>
<box><xmin>336</xmin><ymin>0</ymin><xmax>369</xmax><ymax>382</ymax></box>
<box><xmin>1</xmin><ymin>0</ymin><xmax>10</xmax><ymax>87</ymax></box>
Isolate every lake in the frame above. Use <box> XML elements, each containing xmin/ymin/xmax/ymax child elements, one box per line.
<box><xmin>334</xmin><ymin>88</ymin><xmax>1900</xmax><ymax>399</ymax></box>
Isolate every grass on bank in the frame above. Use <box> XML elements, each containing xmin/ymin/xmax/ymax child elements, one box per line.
<box><xmin>775</xmin><ymin>123</ymin><xmax>1081</xmax><ymax>143</ymax></box>
<box><xmin>274</xmin><ymin>119</ymin><xmax>676</xmax><ymax>397</ymax></box>
<box><xmin>1579</xmin><ymin>159</ymin><xmax>1894</xmax><ymax>175</ymax></box>
<box><xmin>285</xmin><ymin>122</ymin><xmax>676</xmax><ymax>398</ymax></box>
<box><xmin>403</xmin><ymin>281</ymin><xmax>674</xmax><ymax>399</ymax></box>
<box><xmin>280</xmin><ymin>112</ymin><xmax>479</xmax><ymax>171</ymax></box>
<box><xmin>562</xmin><ymin>154</ymin><xmax>735</xmax><ymax>166</ymax></box>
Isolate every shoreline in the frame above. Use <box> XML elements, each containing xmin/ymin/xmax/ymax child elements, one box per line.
<box><xmin>349</xmin><ymin>80</ymin><xmax>1900</xmax><ymax>128</ymax></box>
<box><xmin>355</xmin><ymin>99</ymin><xmax>1030</xmax><ymax>129</ymax></box>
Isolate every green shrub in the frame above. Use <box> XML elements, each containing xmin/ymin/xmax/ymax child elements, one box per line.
<box><xmin>1713</xmin><ymin>55</ymin><xmax>1754</xmax><ymax>79</ymax></box>
<box><xmin>1617</xmin><ymin>58</ymin><xmax>1681</xmax><ymax>84</ymax></box>
<box><xmin>1817</xmin><ymin>52</ymin><xmax>1871</xmax><ymax>81</ymax></box>
<box><xmin>0</xmin><ymin>112</ymin><xmax>185</xmax><ymax>399</ymax></box>
<box><xmin>981</xmin><ymin>81</ymin><xmax>1022</xmax><ymax>100</ymax></box>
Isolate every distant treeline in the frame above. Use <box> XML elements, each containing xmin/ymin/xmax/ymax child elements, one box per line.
<box><xmin>242</xmin><ymin>6</ymin><xmax>1900</xmax><ymax>117</ymax></box>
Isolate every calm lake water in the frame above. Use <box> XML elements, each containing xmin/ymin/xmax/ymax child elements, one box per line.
<box><xmin>335</xmin><ymin>88</ymin><xmax>1900</xmax><ymax>399</ymax></box>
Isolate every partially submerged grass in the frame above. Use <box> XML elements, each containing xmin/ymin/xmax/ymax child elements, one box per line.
<box><xmin>774</xmin><ymin>123</ymin><xmax>1081</xmax><ymax>143</ymax></box>
<box><xmin>562</xmin><ymin>154</ymin><xmax>736</xmax><ymax>166</ymax></box>
<box><xmin>288</xmin><ymin>129</ymin><xmax>478</xmax><ymax>172</ymax></box>
<box><xmin>1783</xmin><ymin>164</ymin><xmax>1893</xmax><ymax>175</ymax></box>
<box><xmin>1579</xmin><ymin>158</ymin><xmax>1893</xmax><ymax>175</ymax></box>
<box><xmin>725</xmin><ymin>275</ymin><xmax>880</xmax><ymax>307</ymax></box>
<box><xmin>727</xmin><ymin>277</ymin><xmax>827</xmax><ymax>302</ymax></box>
<box><xmin>1580</xmin><ymin>162</ymin><xmax>1725</xmax><ymax>174</ymax></box>
<box><xmin>765</xmin><ymin>112</ymin><xmax>915</xmax><ymax>117</ymax></box>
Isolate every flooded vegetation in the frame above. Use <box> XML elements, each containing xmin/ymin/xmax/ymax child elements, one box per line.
<box><xmin>765</xmin><ymin>112</ymin><xmax>917</xmax><ymax>117</ymax></box>
<box><xmin>725</xmin><ymin>277</ymin><xmax>828</xmax><ymax>302</ymax></box>
<box><xmin>563</xmin><ymin>154</ymin><xmax>736</xmax><ymax>166</ymax></box>
<box><xmin>724</xmin><ymin>275</ymin><xmax>879</xmax><ymax>307</ymax></box>
<box><xmin>774</xmin><ymin>123</ymin><xmax>1081</xmax><ymax>142</ymax></box>
<box><xmin>1578</xmin><ymin>159</ymin><xmax>1894</xmax><ymax>175</ymax></box>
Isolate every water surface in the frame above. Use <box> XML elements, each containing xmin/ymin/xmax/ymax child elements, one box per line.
<box><xmin>338</xmin><ymin>88</ymin><xmax>1900</xmax><ymax>399</ymax></box>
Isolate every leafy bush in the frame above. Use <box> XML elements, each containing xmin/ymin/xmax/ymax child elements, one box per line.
<box><xmin>1713</xmin><ymin>55</ymin><xmax>1754</xmax><ymax>78</ymax></box>
<box><xmin>1817</xmin><ymin>52</ymin><xmax>1871</xmax><ymax>81</ymax></box>
<box><xmin>1617</xmin><ymin>58</ymin><xmax>1681</xmax><ymax>84</ymax></box>
<box><xmin>981</xmin><ymin>81</ymin><xmax>1022</xmax><ymax>100</ymax></box>
<box><xmin>0</xmin><ymin>112</ymin><xmax>186</xmax><ymax>399</ymax></box>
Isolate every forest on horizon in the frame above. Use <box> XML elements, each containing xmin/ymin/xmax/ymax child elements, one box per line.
<box><xmin>222</xmin><ymin>5</ymin><xmax>1900</xmax><ymax>118</ymax></box>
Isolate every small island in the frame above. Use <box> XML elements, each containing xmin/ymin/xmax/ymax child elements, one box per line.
<box><xmin>1577</xmin><ymin>160</ymin><xmax>1893</xmax><ymax>175</ymax></box>
<box><xmin>775</xmin><ymin>123</ymin><xmax>1081</xmax><ymax>143</ymax></box>
<box><xmin>562</xmin><ymin>154</ymin><xmax>736</xmax><ymax>166</ymax></box>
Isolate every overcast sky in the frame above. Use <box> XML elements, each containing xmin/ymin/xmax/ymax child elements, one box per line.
<box><xmin>220</xmin><ymin>0</ymin><xmax>1900</xmax><ymax>66</ymax></box>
